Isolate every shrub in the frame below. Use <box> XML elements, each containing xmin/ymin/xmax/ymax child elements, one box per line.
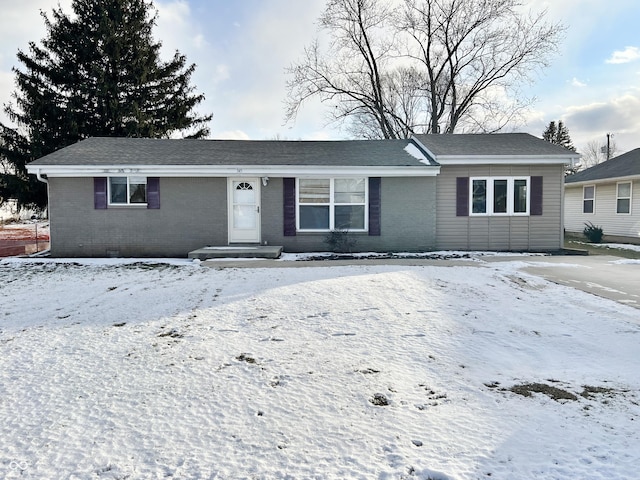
<box><xmin>583</xmin><ymin>221</ymin><xmax>603</xmax><ymax>243</ymax></box>
<box><xmin>323</xmin><ymin>229</ymin><xmax>357</xmax><ymax>253</ymax></box>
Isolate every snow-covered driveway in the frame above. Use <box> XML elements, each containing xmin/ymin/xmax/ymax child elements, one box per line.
<box><xmin>1</xmin><ymin>258</ymin><xmax>638</xmax><ymax>479</ymax></box>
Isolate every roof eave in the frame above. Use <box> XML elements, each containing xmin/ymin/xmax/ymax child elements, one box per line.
<box><xmin>26</xmin><ymin>164</ymin><xmax>441</xmax><ymax>178</ymax></box>
<box><xmin>435</xmin><ymin>154</ymin><xmax>580</xmax><ymax>165</ymax></box>
<box><xmin>565</xmin><ymin>173</ymin><xmax>640</xmax><ymax>187</ymax></box>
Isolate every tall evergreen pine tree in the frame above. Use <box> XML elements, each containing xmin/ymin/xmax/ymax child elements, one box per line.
<box><xmin>0</xmin><ymin>0</ymin><xmax>212</xmax><ymax>211</ymax></box>
<box><xmin>542</xmin><ymin>120</ymin><xmax>575</xmax><ymax>151</ymax></box>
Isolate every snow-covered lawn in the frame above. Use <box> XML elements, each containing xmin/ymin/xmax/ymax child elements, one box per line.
<box><xmin>593</xmin><ymin>243</ymin><xmax>640</xmax><ymax>253</ymax></box>
<box><xmin>1</xmin><ymin>258</ymin><xmax>638</xmax><ymax>479</ymax></box>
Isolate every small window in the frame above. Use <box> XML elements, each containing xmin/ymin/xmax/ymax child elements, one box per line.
<box><xmin>513</xmin><ymin>179</ymin><xmax>528</xmax><ymax>213</ymax></box>
<box><xmin>472</xmin><ymin>179</ymin><xmax>487</xmax><ymax>214</ymax></box>
<box><xmin>583</xmin><ymin>185</ymin><xmax>595</xmax><ymax>214</ymax></box>
<box><xmin>469</xmin><ymin>177</ymin><xmax>529</xmax><ymax>216</ymax></box>
<box><xmin>493</xmin><ymin>179</ymin><xmax>508</xmax><ymax>214</ymax></box>
<box><xmin>109</xmin><ymin>176</ymin><xmax>147</xmax><ymax>205</ymax></box>
<box><xmin>616</xmin><ymin>182</ymin><xmax>631</xmax><ymax>214</ymax></box>
<box><xmin>297</xmin><ymin>178</ymin><xmax>367</xmax><ymax>231</ymax></box>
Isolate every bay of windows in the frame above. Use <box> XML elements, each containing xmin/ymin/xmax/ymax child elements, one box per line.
<box><xmin>297</xmin><ymin>178</ymin><xmax>367</xmax><ymax>231</ymax></box>
<box><xmin>471</xmin><ymin>177</ymin><xmax>529</xmax><ymax>215</ymax></box>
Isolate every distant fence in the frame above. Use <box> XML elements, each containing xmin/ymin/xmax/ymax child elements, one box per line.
<box><xmin>0</xmin><ymin>240</ymin><xmax>50</xmax><ymax>257</ymax></box>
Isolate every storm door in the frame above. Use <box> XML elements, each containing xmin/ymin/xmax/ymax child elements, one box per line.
<box><xmin>228</xmin><ymin>179</ymin><xmax>260</xmax><ymax>243</ymax></box>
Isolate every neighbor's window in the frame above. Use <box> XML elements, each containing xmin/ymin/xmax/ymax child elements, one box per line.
<box><xmin>109</xmin><ymin>176</ymin><xmax>147</xmax><ymax>205</ymax></box>
<box><xmin>583</xmin><ymin>185</ymin><xmax>595</xmax><ymax>214</ymax></box>
<box><xmin>470</xmin><ymin>177</ymin><xmax>529</xmax><ymax>215</ymax></box>
<box><xmin>616</xmin><ymin>182</ymin><xmax>631</xmax><ymax>214</ymax></box>
<box><xmin>297</xmin><ymin>178</ymin><xmax>367</xmax><ymax>231</ymax></box>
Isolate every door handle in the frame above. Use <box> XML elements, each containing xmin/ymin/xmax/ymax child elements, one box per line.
<box><xmin>257</xmin><ymin>205</ymin><xmax>260</xmax><ymax>213</ymax></box>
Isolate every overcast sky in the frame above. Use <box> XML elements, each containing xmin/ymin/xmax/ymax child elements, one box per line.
<box><xmin>1</xmin><ymin>0</ymin><xmax>639</xmax><ymax>154</ymax></box>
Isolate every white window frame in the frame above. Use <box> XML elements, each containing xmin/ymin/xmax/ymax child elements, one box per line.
<box><xmin>107</xmin><ymin>176</ymin><xmax>148</xmax><ymax>206</ymax></box>
<box><xmin>296</xmin><ymin>178</ymin><xmax>368</xmax><ymax>232</ymax></box>
<box><xmin>582</xmin><ymin>185</ymin><xmax>595</xmax><ymax>214</ymax></box>
<box><xmin>616</xmin><ymin>181</ymin><xmax>632</xmax><ymax>215</ymax></box>
<box><xmin>469</xmin><ymin>177</ymin><xmax>530</xmax><ymax>216</ymax></box>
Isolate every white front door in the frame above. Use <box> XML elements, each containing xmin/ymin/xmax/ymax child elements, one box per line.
<box><xmin>228</xmin><ymin>178</ymin><xmax>260</xmax><ymax>243</ymax></box>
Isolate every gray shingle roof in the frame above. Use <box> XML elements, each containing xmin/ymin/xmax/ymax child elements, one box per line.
<box><xmin>414</xmin><ymin>133</ymin><xmax>578</xmax><ymax>157</ymax></box>
<box><xmin>565</xmin><ymin>148</ymin><xmax>640</xmax><ymax>183</ymax></box>
<box><xmin>28</xmin><ymin>137</ymin><xmax>437</xmax><ymax>167</ymax></box>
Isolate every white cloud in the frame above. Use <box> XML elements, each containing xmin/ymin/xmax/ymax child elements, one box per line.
<box><xmin>154</xmin><ymin>1</ymin><xmax>197</xmax><ymax>57</ymax></box>
<box><xmin>0</xmin><ymin>1</ymin><xmax>72</xmax><ymax>126</ymax></box>
<box><xmin>606</xmin><ymin>46</ymin><xmax>640</xmax><ymax>64</ymax></box>
<box><xmin>571</xmin><ymin>77</ymin><xmax>587</xmax><ymax>87</ymax></box>
<box><xmin>562</xmin><ymin>92</ymin><xmax>640</xmax><ymax>153</ymax></box>
<box><xmin>212</xmin><ymin>64</ymin><xmax>230</xmax><ymax>84</ymax></box>
<box><xmin>211</xmin><ymin>130</ymin><xmax>250</xmax><ymax>140</ymax></box>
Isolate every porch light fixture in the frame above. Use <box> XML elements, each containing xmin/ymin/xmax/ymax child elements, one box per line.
<box><xmin>262</xmin><ymin>177</ymin><xmax>269</xmax><ymax>187</ymax></box>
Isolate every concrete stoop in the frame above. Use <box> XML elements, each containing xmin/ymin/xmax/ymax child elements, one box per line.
<box><xmin>188</xmin><ymin>245</ymin><xmax>283</xmax><ymax>260</ymax></box>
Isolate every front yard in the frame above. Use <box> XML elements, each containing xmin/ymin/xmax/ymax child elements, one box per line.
<box><xmin>1</xmin><ymin>258</ymin><xmax>638</xmax><ymax>479</ymax></box>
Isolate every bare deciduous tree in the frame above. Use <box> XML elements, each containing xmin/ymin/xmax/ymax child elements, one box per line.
<box><xmin>285</xmin><ymin>0</ymin><xmax>421</xmax><ymax>139</ymax></box>
<box><xmin>285</xmin><ymin>0</ymin><xmax>565</xmax><ymax>139</ymax></box>
<box><xmin>580</xmin><ymin>139</ymin><xmax>618</xmax><ymax>170</ymax></box>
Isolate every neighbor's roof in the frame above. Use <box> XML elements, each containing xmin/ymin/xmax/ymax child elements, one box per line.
<box><xmin>565</xmin><ymin>148</ymin><xmax>640</xmax><ymax>184</ymax></box>
<box><xmin>27</xmin><ymin>137</ymin><xmax>437</xmax><ymax>168</ymax></box>
<box><xmin>414</xmin><ymin>133</ymin><xmax>579</xmax><ymax>160</ymax></box>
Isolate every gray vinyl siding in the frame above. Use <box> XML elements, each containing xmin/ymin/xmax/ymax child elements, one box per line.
<box><xmin>564</xmin><ymin>179</ymin><xmax>640</xmax><ymax>241</ymax></box>
<box><xmin>47</xmin><ymin>177</ymin><xmax>227</xmax><ymax>257</ymax></box>
<box><xmin>436</xmin><ymin>164</ymin><xmax>564</xmax><ymax>251</ymax></box>
<box><xmin>262</xmin><ymin>177</ymin><xmax>437</xmax><ymax>253</ymax></box>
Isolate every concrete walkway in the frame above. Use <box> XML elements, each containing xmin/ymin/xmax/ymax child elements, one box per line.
<box><xmin>203</xmin><ymin>254</ymin><xmax>640</xmax><ymax>310</ymax></box>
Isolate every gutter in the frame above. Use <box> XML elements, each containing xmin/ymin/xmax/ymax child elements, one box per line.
<box><xmin>26</xmin><ymin>164</ymin><xmax>441</xmax><ymax>178</ymax></box>
<box><xmin>565</xmin><ymin>173</ymin><xmax>640</xmax><ymax>187</ymax></box>
<box><xmin>35</xmin><ymin>169</ymin><xmax>48</xmax><ymax>184</ymax></box>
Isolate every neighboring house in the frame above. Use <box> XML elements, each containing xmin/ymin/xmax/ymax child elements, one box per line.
<box><xmin>26</xmin><ymin>134</ymin><xmax>578</xmax><ymax>257</ymax></box>
<box><xmin>565</xmin><ymin>148</ymin><xmax>640</xmax><ymax>244</ymax></box>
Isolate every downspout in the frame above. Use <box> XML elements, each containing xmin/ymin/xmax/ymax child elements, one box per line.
<box><xmin>34</xmin><ymin>169</ymin><xmax>51</xmax><ymax>224</ymax></box>
<box><xmin>35</xmin><ymin>170</ymin><xmax>48</xmax><ymax>184</ymax></box>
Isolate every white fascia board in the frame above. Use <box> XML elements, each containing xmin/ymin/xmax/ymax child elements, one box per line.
<box><xmin>435</xmin><ymin>154</ymin><xmax>580</xmax><ymax>165</ymax></box>
<box><xmin>564</xmin><ymin>174</ymin><xmax>640</xmax><ymax>188</ymax></box>
<box><xmin>409</xmin><ymin>136</ymin><xmax>437</xmax><ymax>162</ymax></box>
<box><xmin>26</xmin><ymin>164</ymin><xmax>441</xmax><ymax>178</ymax></box>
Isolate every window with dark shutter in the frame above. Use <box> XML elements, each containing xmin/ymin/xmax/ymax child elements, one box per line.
<box><xmin>530</xmin><ymin>176</ymin><xmax>543</xmax><ymax>216</ymax></box>
<box><xmin>283</xmin><ymin>177</ymin><xmax>296</xmax><ymax>236</ymax></box>
<box><xmin>147</xmin><ymin>177</ymin><xmax>160</xmax><ymax>209</ymax></box>
<box><xmin>368</xmin><ymin>177</ymin><xmax>381</xmax><ymax>236</ymax></box>
<box><xmin>456</xmin><ymin>177</ymin><xmax>469</xmax><ymax>216</ymax></box>
<box><xmin>94</xmin><ymin>177</ymin><xmax>107</xmax><ymax>209</ymax></box>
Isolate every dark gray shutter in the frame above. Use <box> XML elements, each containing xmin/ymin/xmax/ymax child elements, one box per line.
<box><xmin>368</xmin><ymin>177</ymin><xmax>381</xmax><ymax>236</ymax></box>
<box><xmin>147</xmin><ymin>177</ymin><xmax>160</xmax><ymax>209</ymax></box>
<box><xmin>283</xmin><ymin>177</ymin><xmax>296</xmax><ymax>236</ymax></box>
<box><xmin>94</xmin><ymin>177</ymin><xmax>107</xmax><ymax>209</ymax></box>
<box><xmin>531</xmin><ymin>176</ymin><xmax>543</xmax><ymax>216</ymax></box>
<box><xmin>456</xmin><ymin>177</ymin><xmax>469</xmax><ymax>216</ymax></box>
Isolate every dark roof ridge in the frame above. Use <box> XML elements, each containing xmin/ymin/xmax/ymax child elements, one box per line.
<box><xmin>565</xmin><ymin>148</ymin><xmax>640</xmax><ymax>183</ymax></box>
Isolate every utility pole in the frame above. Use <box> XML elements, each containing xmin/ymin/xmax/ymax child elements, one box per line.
<box><xmin>601</xmin><ymin>133</ymin><xmax>614</xmax><ymax>161</ymax></box>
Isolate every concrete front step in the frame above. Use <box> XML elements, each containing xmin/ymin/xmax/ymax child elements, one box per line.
<box><xmin>188</xmin><ymin>245</ymin><xmax>283</xmax><ymax>260</ymax></box>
